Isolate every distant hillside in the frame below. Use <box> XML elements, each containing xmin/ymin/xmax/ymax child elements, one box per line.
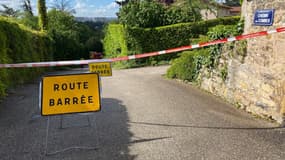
<box><xmin>75</xmin><ymin>17</ymin><xmax>117</xmax><ymax>23</ymax></box>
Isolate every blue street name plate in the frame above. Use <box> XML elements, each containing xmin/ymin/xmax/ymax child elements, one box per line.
<box><xmin>253</xmin><ymin>9</ymin><xmax>275</xmax><ymax>26</ymax></box>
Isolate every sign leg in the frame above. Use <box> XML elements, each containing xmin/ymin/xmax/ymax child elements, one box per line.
<box><xmin>87</xmin><ymin>115</ymin><xmax>91</xmax><ymax>127</ymax></box>
<box><xmin>60</xmin><ymin>115</ymin><xmax>63</xmax><ymax>129</ymax></box>
<box><xmin>44</xmin><ymin>117</ymin><xmax>50</xmax><ymax>156</ymax></box>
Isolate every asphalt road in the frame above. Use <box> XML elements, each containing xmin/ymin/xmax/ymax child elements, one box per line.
<box><xmin>0</xmin><ymin>66</ymin><xmax>284</xmax><ymax>160</ymax></box>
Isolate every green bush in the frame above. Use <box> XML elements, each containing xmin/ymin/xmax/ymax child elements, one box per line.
<box><xmin>167</xmin><ymin>23</ymin><xmax>243</xmax><ymax>82</ymax></box>
<box><xmin>104</xmin><ymin>16</ymin><xmax>240</xmax><ymax>68</ymax></box>
<box><xmin>0</xmin><ymin>18</ymin><xmax>53</xmax><ymax>97</ymax></box>
<box><xmin>166</xmin><ymin>49</ymin><xmax>210</xmax><ymax>81</ymax></box>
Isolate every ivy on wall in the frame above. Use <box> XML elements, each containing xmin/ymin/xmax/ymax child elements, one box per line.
<box><xmin>166</xmin><ymin>18</ymin><xmax>245</xmax><ymax>83</ymax></box>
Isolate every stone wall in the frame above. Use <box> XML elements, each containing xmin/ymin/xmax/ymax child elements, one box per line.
<box><xmin>200</xmin><ymin>0</ymin><xmax>285</xmax><ymax>124</ymax></box>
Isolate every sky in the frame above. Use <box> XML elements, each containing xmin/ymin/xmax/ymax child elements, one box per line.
<box><xmin>0</xmin><ymin>0</ymin><xmax>120</xmax><ymax>17</ymax></box>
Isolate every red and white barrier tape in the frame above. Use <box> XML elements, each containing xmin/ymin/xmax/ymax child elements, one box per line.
<box><xmin>0</xmin><ymin>27</ymin><xmax>284</xmax><ymax>68</ymax></box>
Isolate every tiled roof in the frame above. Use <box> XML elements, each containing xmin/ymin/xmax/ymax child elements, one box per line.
<box><xmin>230</xmin><ymin>6</ymin><xmax>241</xmax><ymax>13</ymax></box>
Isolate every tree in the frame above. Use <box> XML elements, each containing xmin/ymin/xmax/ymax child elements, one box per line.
<box><xmin>18</xmin><ymin>0</ymin><xmax>38</xmax><ymax>29</ymax></box>
<box><xmin>118</xmin><ymin>0</ymin><xmax>206</xmax><ymax>27</ymax></box>
<box><xmin>38</xmin><ymin>0</ymin><xmax>48</xmax><ymax>31</ymax></box>
<box><xmin>48</xmin><ymin>9</ymin><xmax>76</xmax><ymax>32</ymax></box>
<box><xmin>182</xmin><ymin>0</ymin><xmax>203</xmax><ymax>22</ymax></box>
<box><xmin>47</xmin><ymin>9</ymin><xmax>100</xmax><ymax>60</ymax></box>
<box><xmin>165</xmin><ymin>6</ymin><xmax>197</xmax><ymax>25</ymax></box>
<box><xmin>47</xmin><ymin>9</ymin><xmax>79</xmax><ymax>59</ymax></box>
<box><xmin>118</xmin><ymin>1</ymin><xmax>166</xmax><ymax>28</ymax></box>
<box><xmin>22</xmin><ymin>0</ymin><xmax>33</xmax><ymax>16</ymax></box>
<box><xmin>50</xmin><ymin>0</ymin><xmax>76</xmax><ymax>14</ymax></box>
<box><xmin>172</xmin><ymin>0</ymin><xmax>216</xmax><ymax>22</ymax></box>
<box><xmin>0</xmin><ymin>4</ymin><xmax>20</xmax><ymax>17</ymax></box>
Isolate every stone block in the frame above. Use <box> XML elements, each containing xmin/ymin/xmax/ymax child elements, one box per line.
<box><xmin>255</xmin><ymin>96</ymin><xmax>277</xmax><ymax>110</ymax></box>
<box><xmin>247</xmin><ymin>104</ymin><xmax>268</xmax><ymax>116</ymax></box>
<box><xmin>281</xmin><ymin>97</ymin><xmax>285</xmax><ymax>114</ymax></box>
<box><xmin>255</xmin><ymin>101</ymin><xmax>269</xmax><ymax>110</ymax></box>
<box><xmin>261</xmin><ymin>83</ymin><xmax>275</xmax><ymax>94</ymax></box>
<box><xmin>281</xmin><ymin>83</ymin><xmax>285</xmax><ymax>115</ymax></box>
<box><xmin>238</xmin><ymin>81</ymin><xmax>249</xmax><ymax>91</ymax></box>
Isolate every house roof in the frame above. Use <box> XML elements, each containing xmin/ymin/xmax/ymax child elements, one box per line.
<box><xmin>229</xmin><ymin>6</ymin><xmax>241</xmax><ymax>13</ymax></box>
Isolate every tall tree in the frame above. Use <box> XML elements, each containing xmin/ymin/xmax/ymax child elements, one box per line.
<box><xmin>118</xmin><ymin>0</ymin><xmax>166</xmax><ymax>28</ymax></box>
<box><xmin>0</xmin><ymin>4</ymin><xmax>20</xmax><ymax>17</ymax></box>
<box><xmin>185</xmin><ymin>0</ymin><xmax>203</xmax><ymax>22</ymax></box>
<box><xmin>51</xmin><ymin>0</ymin><xmax>76</xmax><ymax>14</ymax></box>
<box><xmin>38</xmin><ymin>0</ymin><xmax>48</xmax><ymax>31</ymax></box>
<box><xmin>20</xmin><ymin>0</ymin><xmax>38</xmax><ymax>29</ymax></box>
<box><xmin>22</xmin><ymin>0</ymin><xmax>33</xmax><ymax>16</ymax></box>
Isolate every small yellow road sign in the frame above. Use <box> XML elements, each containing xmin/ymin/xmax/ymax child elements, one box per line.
<box><xmin>89</xmin><ymin>62</ymin><xmax>112</xmax><ymax>77</ymax></box>
<box><xmin>41</xmin><ymin>73</ymin><xmax>101</xmax><ymax>116</ymax></box>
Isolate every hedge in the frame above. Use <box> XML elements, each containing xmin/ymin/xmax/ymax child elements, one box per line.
<box><xmin>103</xmin><ymin>24</ymin><xmax>128</xmax><ymax>58</ymax></box>
<box><xmin>0</xmin><ymin>18</ymin><xmax>53</xmax><ymax>97</ymax></box>
<box><xmin>166</xmin><ymin>49</ymin><xmax>210</xmax><ymax>81</ymax></box>
<box><xmin>104</xmin><ymin>16</ymin><xmax>240</xmax><ymax>66</ymax></box>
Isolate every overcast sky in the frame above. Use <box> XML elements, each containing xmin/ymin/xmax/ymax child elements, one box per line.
<box><xmin>0</xmin><ymin>0</ymin><xmax>120</xmax><ymax>17</ymax></box>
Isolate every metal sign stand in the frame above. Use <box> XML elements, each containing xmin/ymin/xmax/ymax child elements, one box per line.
<box><xmin>43</xmin><ymin>115</ymin><xmax>98</xmax><ymax>157</ymax></box>
<box><xmin>39</xmin><ymin>73</ymin><xmax>101</xmax><ymax>158</ymax></box>
<box><xmin>59</xmin><ymin>114</ymin><xmax>91</xmax><ymax>129</ymax></box>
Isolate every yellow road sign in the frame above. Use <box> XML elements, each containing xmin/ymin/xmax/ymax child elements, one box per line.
<box><xmin>89</xmin><ymin>62</ymin><xmax>112</xmax><ymax>77</ymax></box>
<box><xmin>41</xmin><ymin>73</ymin><xmax>101</xmax><ymax>116</ymax></box>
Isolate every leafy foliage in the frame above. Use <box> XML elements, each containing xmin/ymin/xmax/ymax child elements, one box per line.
<box><xmin>167</xmin><ymin>19</ymin><xmax>245</xmax><ymax>83</ymax></box>
<box><xmin>38</xmin><ymin>0</ymin><xmax>48</xmax><ymax>30</ymax></box>
<box><xmin>104</xmin><ymin>16</ymin><xmax>240</xmax><ymax>68</ymax></box>
<box><xmin>183</xmin><ymin>0</ymin><xmax>204</xmax><ymax>22</ymax></box>
<box><xmin>206</xmin><ymin>25</ymin><xmax>237</xmax><ymax>69</ymax></box>
<box><xmin>47</xmin><ymin>9</ymin><xmax>102</xmax><ymax>60</ymax></box>
<box><xmin>118</xmin><ymin>1</ymin><xmax>166</xmax><ymax>28</ymax></box>
<box><xmin>236</xmin><ymin>17</ymin><xmax>244</xmax><ymax>35</ymax></box>
<box><xmin>103</xmin><ymin>24</ymin><xmax>128</xmax><ymax>57</ymax></box>
<box><xmin>151</xmin><ymin>16</ymin><xmax>239</xmax><ymax>53</ymax></box>
<box><xmin>118</xmin><ymin>0</ymin><xmax>205</xmax><ymax>28</ymax></box>
<box><xmin>19</xmin><ymin>12</ymin><xmax>39</xmax><ymax>30</ymax></box>
<box><xmin>164</xmin><ymin>4</ymin><xmax>201</xmax><ymax>25</ymax></box>
<box><xmin>0</xmin><ymin>18</ymin><xmax>53</xmax><ymax>97</ymax></box>
<box><xmin>0</xmin><ymin>4</ymin><xmax>104</xmax><ymax>97</ymax></box>
<box><xmin>166</xmin><ymin>49</ymin><xmax>209</xmax><ymax>81</ymax></box>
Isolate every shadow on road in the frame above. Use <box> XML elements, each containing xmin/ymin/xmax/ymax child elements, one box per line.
<box><xmin>43</xmin><ymin>98</ymin><xmax>138</xmax><ymax>160</ymax></box>
<box><xmin>0</xmin><ymin>82</ymin><xmax>137</xmax><ymax>160</ymax></box>
<box><xmin>128</xmin><ymin>121</ymin><xmax>284</xmax><ymax>130</ymax></box>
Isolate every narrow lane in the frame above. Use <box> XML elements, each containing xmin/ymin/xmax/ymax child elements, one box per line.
<box><xmin>0</xmin><ymin>66</ymin><xmax>284</xmax><ymax>160</ymax></box>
